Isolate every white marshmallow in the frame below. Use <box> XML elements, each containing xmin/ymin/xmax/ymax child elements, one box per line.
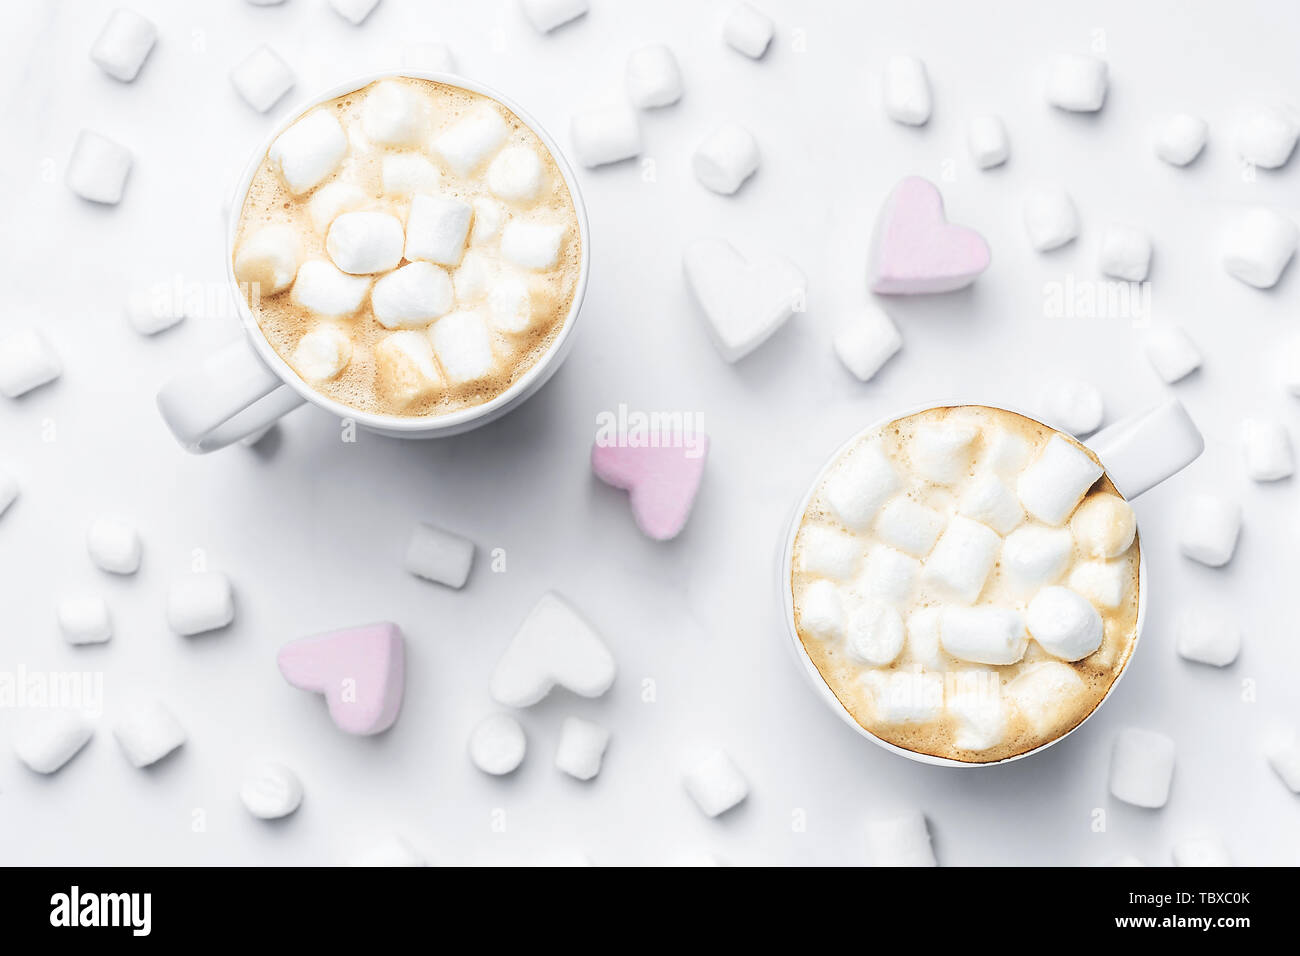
<box><xmin>958</xmin><ymin>472</ymin><xmax>1024</xmax><ymax>535</ymax></box>
<box><xmin>1017</xmin><ymin>435</ymin><xmax>1103</xmax><ymax>526</ymax></box>
<box><xmin>820</xmin><ymin>441</ymin><xmax>899</xmax><ymax>531</ymax></box>
<box><xmin>471</xmin><ymin>198</ymin><xmax>507</xmax><ymax>245</ymax></box>
<box><xmin>486</xmin><ymin>274</ymin><xmax>534</xmax><ymax>333</ymax></box>
<box><xmin>882</xmin><ymin>55</ymin><xmax>931</xmax><ymax>126</ymax></box>
<box><xmin>291</xmin><ymin>323</ymin><xmax>352</xmax><ymax>383</ymax></box>
<box><xmin>682</xmin><ymin>237</ymin><xmax>805</xmax><ymax>363</ymax></box>
<box><xmin>1005</xmin><ymin>661</ymin><xmax>1086</xmax><ymax>735</ymax></box>
<box><xmin>555</xmin><ymin>716</ymin><xmax>610</xmax><ymax>780</ymax></box>
<box><xmin>501</xmin><ymin>220</ymin><xmax>566</xmax><ymax>270</ymax></box>
<box><xmin>682</xmin><ymin>750</ymin><xmax>748</xmax><ymax>817</ymax></box>
<box><xmin>468</xmin><ymin>714</ymin><xmax>526</xmax><ymax>775</ymax></box>
<box><xmin>865</xmin><ymin>670</ymin><xmax>945</xmax><ymax>723</ymax></box>
<box><xmin>0</xmin><ymin>329</ymin><xmax>61</xmax><ymax>398</ymax></box>
<box><xmin>58</xmin><ymin>594</ymin><xmax>112</xmax><ymax>645</ymax></box>
<box><xmin>230</xmin><ymin>45</ymin><xmax>294</xmax><ymax>113</ymax></box>
<box><xmin>845</xmin><ymin>600</ymin><xmax>905</xmax><ymax>665</ymax></box>
<box><xmin>1265</xmin><ymin>731</ymin><xmax>1300</xmax><ymax>793</ymax></box>
<box><xmin>910</xmin><ymin>423</ymin><xmax>977</xmax><ymax>484</ymax></box>
<box><xmin>570</xmin><ymin>106</ymin><xmax>641</xmax><ymax>167</ymax></box>
<box><xmin>832</xmin><ymin>305</ymin><xmax>902</xmax><ymax>382</ymax></box>
<box><xmin>0</xmin><ymin>471</ymin><xmax>17</xmax><ymax>518</ymax></box>
<box><xmin>1109</xmin><ymin>727</ymin><xmax>1175</xmax><ymax>808</ymax></box>
<box><xmin>429</xmin><ymin>310</ymin><xmax>496</xmax><ymax>383</ymax></box>
<box><xmin>487</xmin><ymin>147</ymin><xmax>544</xmax><ymax>203</ymax></box>
<box><xmin>1176</xmin><ymin>612</ymin><xmax>1240</xmax><ymax>667</ymax></box>
<box><xmin>372</xmin><ymin>262</ymin><xmax>453</xmax><ymax>328</ymax></box>
<box><xmin>864</xmin><ymin>811</ymin><xmax>937</xmax><ymax>867</ymax></box>
<box><xmin>947</xmin><ymin>669</ymin><xmax>1007</xmax><ymax>751</ymax></box>
<box><xmin>67</xmin><ymin>130</ymin><xmax>132</xmax><ymax>204</ymax></box>
<box><xmin>1070</xmin><ymin>493</ymin><xmax>1135</xmax><ymax>559</ymax></box>
<box><xmin>1153</xmin><ymin>113</ymin><xmax>1207</xmax><ymax>166</ymax></box>
<box><xmin>349</xmin><ymin>835</ymin><xmax>425</xmax><ymax>867</ymax></box>
<box><xmin>1235</xmin><ymin>105</ymin><xmax>1299</xmax><ymax>169</ymax></box>
<box><xmin>114</xmin><ymin>699</ymin><xmax>186</xmax><ymax>768</ymax></box>
<box><xmin>235</xmin><ymin>225</ymin><xmax>301</xmax><ymax>296</ymax></box>
<box><xmin>1172</xmin><ymin>836</ymin><xmax>1230</xmax><ymax>867</ymax></box>
<box><xmin>166</xmin><ymin>571</ymin><xmax>235</xmax><ymax>636</ymax></box>
<box><xmin>1026</xmin><ymin>586</ymin><xmax>1102</xmax><ymax>661</ymax></box>
<box><xmin>921</xmin><ymin>516</ymin><xmax>1002</xmax><ymax>604</ymax></box>
<box><xmin>1068</xmin><ymin>560</ymin><xmax>1128</xmax><ymax>610</ymax></box>
<box><xmin>798</xmin><ymin>579</ymin><xmax>844</xmax><ymax>640</ymax></box>
<box><xmin>404</xmin><ymin>521</ymin><xmax>474</xmax><ymax>588</ymax></box>
<box><xmin>1023</xmin><ymin>186</ymin><xmax>1079</xmax><ymax>251</ymax></box>
<box><xmin>87</xmin><ymin>516</ymin><xmax>141</xmax><ymax>574</ymax></box>
<box><xmin>856</xmin><ymin>547</ymin><xmax>920</xmax><ymax>605</ymax></box>
<box><xmin>326</xmin><ymin>211</ymin><xmax>404</xmax><ymax>274</ymax></box>
<box><xmin>1179</xmin><ymin>494</ymin><xmax>1240</xmax><ymax>567</ymax></box>
<box><xmin>381</xmin><ymin>152</ymin><xmax>441</xmax><ymax>197</ymax></box>
<box><xmin>874</xmin><ymin>497</ymin><xmax>945</xmax><ymax>558</ymax></box>
<box><xmin>723</xmin><ymin>3</ymin><xmax>773</xmax><ymax>59</ymax></box>
<box><xmin>693</xmin><ymin>123</ymin><xmax>760</xmax><ymax>195</ymax></box>
<box><xmin>375</xmin><ymin>331</ymin><xmax>443</xmax><ymax>407</ymax></box>
<box><xmin>1222</xmin><ymin>207</ymin><xmax>1298</xmax><ymax>289</ymax></box>
<box><xmin>1242</xmin><ymin>419</ymin><xmax>1294</xmax><ymax>481</ymax></box>
<box><xmin>626</xmin><ymin>44</ymin><xmax>683</xmax><ymax>108</ymax></box>
<box><xmin>905</xmin><ymin>609</ymin><xmax>944</xmax><ymax>670</ymax></box>
<box><xmin>982</xmin><ymin>428</ymin><xmax>1031</xmax><ymax>476</ymax></box>
<box><xmin>967</xmin><ymin>114</ymin><xmax>1009</xmax><ymax>169</ymax></box>
<box><xmin>14</xmin><ymin>712</ymin><xmax>92</xmax><ymax>774</ymax></box>
<box><xmin>361</xmin><ymin>80</ymin><xmax>426</xmax><ymax>146</ymax></box>
<box><xmin>268</xmin><ymin>109</ymin><xmax>348</xmax><ymax>196</ymax></box>
<box><xmin>329</xmin><ymin>0</ymin><xmax>380</xmax><ymax>25</ymax></box>
<box><xmin>433</xmin><ymin>104</ymin><xmax>508</xmax><ymax>177</ymax></box>
<box><xmin>1099</xmin><ymin>224</ymin><xmax>1152</xmax><ymax>281</ymax></box>
<box><xmin>291</xmin><ymin>261</ymin><xmax>371</xmax><ymax>317</ymax></box>
<box><xmin>795</xmin><ymin>523</ymin><xmax>862</xmax><ymax>580</ymax></box>
<box><xmin>1002</xmin><ymin>525</ymin><xmax>1073</xmax><ymax>594</ymax></box>
<box><xmin>91</xmin><ymin>8</ymin><xmax>156</xmax><ymax>81</ymax></box>
<box><xmin>308</xmin><ymin>182</ymin><xmax>368</xmax><ymax>233</ymax></box>
<box><xmin>1046</xmin><ymin>54</ymin><xmax>1108</xmax><ymax>112</ymax></box>
<box><xmin>520</xmin><ymin>0</ymin><xmax>588</xmax><ymax>32</ymax></box>
<box><xmin>240</xmin><ymin>763</ymin><xmax>303</xmax><ymax>819</ymax></box>
<box><xmin>1143</xmin><ymin>325</ymin><xmax>1201</xmax><ymax>383</ymax></box>
<box><xmin>1041</xmin><ymin>380</ymin><xmax>1104</xmax><ymax>437</ymax></box>
<box><xmin>405</xmin><ymin>194</ymin><xmax>472</xmax><ymax>266</ymax></box>
<box><xmin>126</xmin><ymin>286</ymin><xmax>186</xmax><ymax>335</ymax></box>
<box><xmin>939</xmin><ymin>607</ymin><xmax>1028</xmax><ymax>665</ymax></box>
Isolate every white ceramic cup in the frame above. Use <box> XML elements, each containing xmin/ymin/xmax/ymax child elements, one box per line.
<box><xmin>778</xmin><ymin>398</ymin><xmax>1205</xmax><ymax>768</ymax></box>
<box><xmin>158</xmin><ymin>70</ymin><xmax>590</xmax><ymax>453</ymax></box>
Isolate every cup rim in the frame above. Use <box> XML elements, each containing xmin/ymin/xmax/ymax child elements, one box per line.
<box><xmin>224</xmin><ymin>69</ymin><xmax>591</xmax><ymax>433</ymax></box>
<box><xmin>778</xmin><ymin>400</ymin><xmax>1148</xmax><ymax>769</ymax></box>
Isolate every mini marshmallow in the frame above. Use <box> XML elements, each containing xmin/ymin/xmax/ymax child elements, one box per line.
<box><xmin>291</xmin><ymin>323</ymin><xmax>352</xmax><ymax>383</ymax></box>
<box><xmin>349</xmin><ymin>835</ymin><xmax>425</xmax><ymax>867</ymax></box>
<box><xmin>1179</xmin><ymin>494</ymin><xmax>1240</xmax><ymax>567</ymax></box>
<box><xmin>487</xmin><ymin>147</ymin><xmax>544</xmax><ymax>202</ymax></box>
<box><xmin>1005</xmin><ymin>661</ymin><xmax>1085</xmax><ymax>734</ymax></box>
<box><xmin>1068</xmin><ymin>560</ymin><xmax>1127</xmax><ymax>610</ymax></box>
<box><xmin>1221</xmin><ymin>207</ymin><xmax>1298</xmax><ymax>289</ymax></box>
<box><xmin>832</xmin><ymin>305</ymin><xmax>902</xmax><ymax>382</ymax></box>
<box><xmin>520</xmin><ymin>0</ymin><xmax>587</xmax><ymax>32</ymax></box>
<box><xmin>1099</xmin><ymin>224</ymin><xmax>1152</xmax><ymax>281</ymax></box>
<box><xmin>405</xmin><ymin>194</ymin><xmax>472</xmax><ymax>266</ymax></box>
<box><xmin>67</xmin><ymin>130</ymin><xmax>132</xmax><ymax>204</ymax></box>
<box><xmin>14</xmin><ymin>712</ymin><xmax>92</xmax><ymax>774</ymax></box>
<box><xmin>1265</xmin><ymin>732</ymin><xmax>1300</xmax><ymax>793</ymax></box>
<box><xmin>958</xmin><ymin>472</ymin><xmax>1024</xmax><ymax>535</ymax></box>
<box><xmin>1143</xmin><ymin>325</ymin><xmax>1201</xmax><ymax>383</ymax></box>
<box><xmin>1041</xmin><ymin>380</ymin><xmax>1104</xmax><ymax>436</ymax></box>
<box><xmin>904</xmin><ymin>608</ymin><xmax>943</xmax><ymax>668</ymax></box>
<box><xmin>795</xmin><ymin>523</ymin><xmax>862</xmax><ymax>579</ymax></box>
<box><xmin>381</xmin><ymin>152</ymin><xmax>441</xmax><ymax>196</ymax></box>
<box><xmin>126</xmin><ymin>287</ymin><xmax>186</xmax><ymax>335</ymax></box>
<box><xmin>91</xmin><ymin>8</ymin><xmax>156</xmax><ymax>81</ymax></box>
<box><xmin>570</xmin><ymin>105</ymin><xmax>641</xmax><ymax>168</ymax></box>
<box><xmin>361</xmin><ymin>80</ymin><xmax>425</xmax><ymax>146</ymax></box>
<box><xmin>1175</xmin><ymin>612</ymin><xmax>1240</xmax><ymax>667</ymax></box>
<box><xmin>967</xmin><ymin>114</ymin><xmax>1009</xmax><ymax>169</ymax></box>
<box><xmin>490</xmin><ymin>592</ymin><xmax>616</xmax><ymax>707</ymax></box>
<box><xmin>329</xmin><ymin>0</ymin><xmax>380</xmax><ymax>25</ymax></box>
<box><xmin>1153</xmin><ymin>113</ymin><xmax>1207</xmax><ymax>166</ymax></box>
<box><xmin>326</xmin><ymin>211</ymin><xmax>405</xmax><ymax>274</ymax></box>
<box><xmin>268</xmin><ymin>109</ymin><xmax>348</xmax><ymax>196</ymax></box>
<box><xmin>0</xmin><ymin>472</ymin><xmax>17</xmax><ymax>518</ymax></box>
<box><xmin>166</xmin><ymin>571</ymin><xmax>234</xmax><ymax>636</ymax></box>
<box><xmin>1017</xmin><ymin>435</ymin><xmax>1103</xmax><ymax>526</ymax></box>
<box><xmin>468</xmin><ymin>714</ymin><xmax>526</xmax><ymax>775</ymax></box>
<box><xmin>235</xmin><ymin>225</ymin><xmax>301</xmax><ymax>296</ymax></box>
<box><xmin>882</xmin><ymin>56</ymin><xmax>931</xmax><ymax>126</ymax></box>
<box><xmin>433</xmin><ymin>104</ymin><xmax>508</xmax><ymax>177</ymax></box>
<box><xmin>87</xmin><ymin>516</ymin><xmax>141</xmax><ymax>574</ymax></box>
<box><xmin>471</xmin><ymin>198</ymin><xmax>507</xmax><ymax>245</ymax></box>
<box><xmin>1003</xmin><ymin>525</ymin><xmax>1074</xmax><ymax>594</ymax></box>
<box><xmin>1109</xmin><ymin>728</ymin><xmax>1175</xmax><ymax>808</ymax></box>
<box><xmin>947</xmin><ymin>669</ymin><xmax>1007</xmax><ymax>751</ymax></box>
<box><xmin>798</xmin><ymin>579</ymin><xmax>844</xmax><ymax>640</ymax></box>
<box><xmin>114</xmin><ymin>699</ymin><xmax>186</xmax><ymax>768</ymax></box>
<box><xmin>375</xmin><ymin>331</ymin><xmax>442</xmax><ymax>407</ymax></box>
<box><xmin>1172</xmin><ymin>836</ymin><xmax>1230</xmax><ymax>867</ymax></box>
<box><xmin>308</xmin><ymin>182</ymin><xmax>368</xmax><ymax>233</ymax></box>
<box><xmin>820</xmin><ymin>442</ymin><xmax>899</xmax><ymax>531</ymax></box>
<box><xmin>845</xmin><ymin>600</ymin><xmax>905</xmax><ymax>665</ymax></box>
<box><xmin>682</xmin><ymin>237</ymin><xmax>806</xmax><ymax>362</ymax></box>
<box><xmin>1023</xmin><ymin>186</ymin><xmax>1079</xmax><ymax>251</ymax></box>
<box><xmin>404</xmin><ymin>521</ymin><xmax>474</xmax><ymax>588</ymax></box>
<box><xmin>555</xmin><ymin>716</ymin><xmax>610</xmax><ymax>780</ymax></box>
<box><xmin>693</xmin><ymin>123</ymin><xmax>759</xmax><ymax>195</ymax></box>
<box><xmin>626</xmin><ymin>44</ymin><xmax>683</xmax><ymax>108</ymax></box>
<box><xmin>910</xmin><ymin>422</ymin><xmax>977</xmax><ymax>484</ymax></box>
<box><xmin>58</xmin><ymin>594</ymin><xmax>112</xmax><ymax>645</ymax></box>
<box><xmin>0</xmin><ymin>329</ymin><xmax>61</xmax><ymax>398</ymax></box>
<box><xmin>230</xmin><ymin>45</ymin><xmax>294</xmax><ymax>113</ymax></box>
<box><xmin>1235</xmin><ymin>105</ymin><xmax>1299</xmax><ymax>169</ymax></box>
<box><xmin>429</xmin><ymin>310</ymin><xmax>496</xmax><ymax>383</ymax></box>
<box><xmin>1070</xmin><ymin>493</ymin><xmax>1135</xmax><ymax>559</ymax></box>
<box><xmin>372</xmin><ymin>261</ymin><xmax>453</xmax><ymax>328</ymax></box>
<box><xmin>683</xmin><ymin>750</ymin><xmax>748</xmax><ymax>817</ymax></box>
<box><xmin>501</xmin><ymin>220</ymin><xmax>566</xmax><ymax>270</ymax></box>
<box><xmin>939</xmin><ymin>607</ymin><xmax>1028</xmax><ymax>665</ymax></box>
<box><xmin>1242</xmin><ymin>419</ymin><xmax>1294</xmax><ymax>481</ymax></box>
<box><xmin>865</xmin><ymin>670</ymin><xmax>945</xmax><ymax>723</ymax></box>
<box><xmin>921</xmin><ymin>516</ymin><xmax>1001</xmax><ymax>604</ymax></box>
<box><xmin>240</xmin><ymin>763</ymin><xmax>303</xmax><ymax>819</ymax></box>
<box><xmin>1046</xmin><ymin>54</ymin><xmax>1107</xmax><ymax>112</ymax></box>
<box><xmin>723</xmin><ymin>2</ymin><xmax>773</xmax><ymax>59</ymax></box>
<box><xmin>982</xmin><ymin>428</ymin><xmax>1031</xmax><ymax>476</ymax></box>
<box><xmin>865</xmin><ymin>811</ymin><xmax>936</xmax><ymax>867</ymax></box>
<box><xmin>291</xmin><ymin>261</ymin><xmax>371</xmax><ymax>317</ymax></box>
<box><xmin>486</xmin><ymin>274</ymin><xmax>534</xmax><ymax>333</ymax></box>
<box><xmin>874</xmin><ymin>497</ymin><xmax>945</xmax><ymax>558</ymax></box>
<box><xmin>1026</xmin><ymin>586</ymin><xmax>1102</xmax><ymax>661</ymax></box>
<box><xmin>451</xmin><ymin>248</ymin><xmax>495</xmax><ymax>303</ymax></box>
<box><xmin>856</xmin><ymin>547</ymin><xmax>920</xmax><ymax>605</ymax></box>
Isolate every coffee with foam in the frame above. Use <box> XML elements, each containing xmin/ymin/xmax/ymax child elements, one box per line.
<box><xmin>790</xmin><ymin>406</ymin><xmax>1140</xmax><ymax>763</ymax></box>
<box><xmin>232</xmin><ymin>77</ymin><xmax>582</xmax><ymax>418</ymax></box>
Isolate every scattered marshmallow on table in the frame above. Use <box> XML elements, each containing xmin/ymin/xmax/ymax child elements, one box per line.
<box><xmin>269</xmin><ymin>109</ymin><xmax>347</xmax><ymax>196</ymax></box>
<box><xmin>1045</xmin><ymin>54</ymin><xmax>1108</xmax><ymax>112</ymax></box>
<box><xmin>1265</xmin><ymin>732</ymin><xmax>1300</xmax><ymax>793</ymax></box>
<box><xmin>1022</xmin><ymin>186</ymin><xmax>1078</xmax><ymax>251</ymax></box>
<box><xmin>66</xmin><ymin>130</ymin><xmax>132</xmax><ymax>204</ymax></box>
<box><xmin>0</xmin><ymin>471</ymin><xmax>17</xmax><ymax>518</ymax></box>
<box><xmin>230</xmin><ymin>45</ymin><xmax>295</xmax><ymax>113</ymax></box>
<box><xmin>0</xmin><ymin>329</ymin><xmax>61</xmax><ymax>398</ymax></box>
<box><xmin>693</xmin><ymin>123</ymin><xmax>759</xmax><ymax>195</ymax></box>
<box><xmin>1099</xmin><ymin>224</ymin><xmax>1152</xmax><ymax>281</ymax></box>
<box><xmin>91</xmin><ymin>8</ymin><xmax>156</xmax><ymax>82</ymax></box>
<box><xmin>1172</xmin><ymin>835</ymin><xmax>1231</xmax><ymax>867</ymax></box>
<box><xmin>1241</xmin><ymin>419</ymin><xmax>1294</xmax><ymax>481</ymax></box>
<box><xmin>14</xmin><ymin>712</ymin><xmax>93</xmax><ymax>774</ymax></box>
<box><xmin>1040</xmin><ymin>380</ymin><xmax>1104</xmax><ymax>436</ymax></box>
<box><xmin>882</xmin><ymin>56</ymin><xmax>931</xmax><ymax>126</ymax></box>
<box><xmin>1016</xmin><ymin>436</ymin><xmax>1103</xmax><ymax>526</ymax></box>
<box><xmin>723</xmin><ymin>2</ymin><xmax>773</xmax><ymax>59</ymax></box>
<box><xmin>1234</xmin><ymin>105</ymin><xmax>1299</xmax><ymax>169</ymax></box>
<box><xmin>967</xmin><ymin>115</ymin><xmax>1009</xmax><ymax>169</ymax></box>
<box><xmin>166</xmin><ymin>571</ymin><xmax>235</xmax><ymax>635</ymax></box>
<box><xmin>126</xmin><ymin>287</ymin><xmax>186</xmax><ymax>336</ymax></box>
<box><xmin>1143</xmin><ymin>325</ymin><xmax>1201</xmax><ymax>383</ymax></box>
<box><xmin>1175</xmin><ymin>612</ymin><xmax>1240</xmax><ymax>667</ymax></box>
<box><xmin>404</xmin><ymin>521</ymin><xmax>474</xmax><ymax>589</ymax></box>
<box><xmin>1026</xmin><ymin>586</ymin><xmax>1103</xmax><ymax>661</ymax></box>
<box><xmin>865</xmin><ymin>810</ymin><xmax>937</xmax><ymax>867</ymax></box>
<box><xmin>278</xmin><ymin>622</ymin><xmax>406</xmax><ymax>735</ymax></box>
<box><xmin>1110</xmin><ymin>728</ymin><xmax>1176</xmax><ymax>808</ymax></box>
<box><xmin>468</xmin><ymin>713</ymin><xmax>527</xmax><ymax>775</ymax></box>
<box><xmin>520</xmin><ymin>0</ymin><xmax>588</xmax><ymax>32</ymax></box>
<box><xmin>626</xmin><ymin>44</ymin><xmax>683</xmax><ymax>108</ymax></box>
<box><xmin>58</xmin><ymin>594</ymin><xmax>112</xmax><ymax>645</ymax></box>
<box><xmin>1178</xmin><ymin>494</ymin><xmax>1240</xmax><ymax>567</ymax></box>
<box><xmin>404</xmin><ymin>195</ymin><xmax>471</xmax><ymax>266</ymax></box>
<box><xmin>1153</xmin><ymin>113</ymin><xmax>1207</xmax><ymax>166</ymax></box>
<box><xmin>1221</xmin><ymin>207</ymin><xmax>1297</xmax><ymax>289</ymax></box>
<box><xmin>329</xmin><ymin>0</ymin><xmax>381</xmax><ymax>25</ymax></box>
<box><xmin>683</xmin><ymin>750</ymin><xmax>748</xmax><ymax>817</ymax></box>
<box><xmin>490</xmin><ymin>592</ymin><xmax>616</xmax><ymax>707</ymax></box>
<box><xmin>832</xmin><ymin>305</ymin><xmax>902</xmax><ymax>382</ymax></box>
<box><xmin>240</xmin><ymin>763</ymin><xmax>303</xmax><ymax>819</ymax></box>
<box><xmin>591</xmin><ymin>437</ymin><xmax>710</xmax><ymax>541</ymax></box>
<box><xmin>570</xmin><ymin>105</ymin><xmax>641</xmax><ymax>168</ymax></box>
<box><xmin>114</xmin><ymin>699</ymin><xmax>186</xmax><ymax>768</ymax></box>
<box><xmin>87</xmin><ymin>516</ymin><xmax>141</xmax><ymax>574</ymax></box>
<box><xmin>682</xmin><ymin>238</ymin><xmax>805</xmax><ymax>363</ymax></box>
<box><xmin>868</xmin><ymin>177</ymin><xmax>991</xmax><ymax>294</ymax></box>
<box><xmin>349</xmin><ymin>835</ymin><xmax>425</xmax><ymax>867</ymax></box>
<box><xmin>555</xmin><ymin>716</ymin><xmax>610</xmax><ymax>780</ymax></box>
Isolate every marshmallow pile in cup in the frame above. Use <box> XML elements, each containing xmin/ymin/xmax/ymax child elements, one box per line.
<box><xmin>231</xmin><ymin>76</ymin><xmax>582</xmax><ymax>418</ymax></box>
<box><xmin>790</xmin><ymin>405</ymin><xmax>1141</xmax><ymax>764</ymax></box>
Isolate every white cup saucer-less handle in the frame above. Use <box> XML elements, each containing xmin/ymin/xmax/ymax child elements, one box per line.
<box><xmin>779</xmin><ymin>397</ymin><xmax>1205</xmax><ymax>769</ymax></box>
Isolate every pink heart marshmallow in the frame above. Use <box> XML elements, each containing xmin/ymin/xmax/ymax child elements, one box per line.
<box><xmin>592</xmin><ymin>437</ymin><xmax>709</xmax><ymax>541</ymax></box>
<box><xmin>868</xmin><ymin>176</ymin><xmax>991</xmax><ymax>294</ymax></box>
<box><xmin>277</xmin><ymin>622</ymin><xmax>405</xmax><ymax>735</ymax></box>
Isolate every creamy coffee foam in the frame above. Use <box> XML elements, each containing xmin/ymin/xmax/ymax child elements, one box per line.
<box><xmin>790</xmin><ymin>406</ymin><xmax>1141</xmax><ymax>764</ymax></box>
<box><xmin>232</xmin><ymin>77</ymin><xmax>582</xmax><ymax>418</ymax></box>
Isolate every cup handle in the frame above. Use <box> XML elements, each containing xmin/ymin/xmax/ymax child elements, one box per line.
<box><xmin>1088</xmin><ymin>398</ymin><xmax>1204</xmax><ymax>500</ymax></box>
<box><xmin>157</xmin><ymin>338</ymin><xmax>306</xmax><ymax>453</ymax></box>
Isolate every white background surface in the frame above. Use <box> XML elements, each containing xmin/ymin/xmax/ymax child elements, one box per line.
<box><xmin>1</xmin><ymin>0</ymin><xmax>1297</xmax><ymax>866</ymax></box>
